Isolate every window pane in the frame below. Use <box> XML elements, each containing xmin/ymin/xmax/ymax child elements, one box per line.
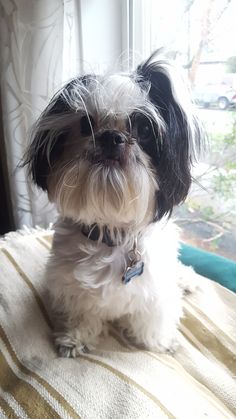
<box><xmin>137</xmin><ymin>0</ymin><xmax>236</xmax><ymax>259</ymax></box>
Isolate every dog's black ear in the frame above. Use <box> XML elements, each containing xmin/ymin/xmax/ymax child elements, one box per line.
<box><xmin>24</xmin><ymin>92</ymin><xmax>70</xmax><ymax>191</ymax></box>
<box><xmin>136</xmin><ymin>52</ymin><xmax>201</xmax><ymax>219</ymax></box>
<box><xmin>23</xmin><ymin>75</ymin><xmax>93</xmax><ymax>190</ymax></box>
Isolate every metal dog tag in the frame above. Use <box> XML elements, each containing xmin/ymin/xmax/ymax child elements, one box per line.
<box><xmin>122</xmin><ymin>237</ymin><xmax>144</xmax><ymax>284</ymax></box>
<box><xmin>122</xmin><ymin>260</ymin><xmax>144</xmax><ymax>284</ymax></box>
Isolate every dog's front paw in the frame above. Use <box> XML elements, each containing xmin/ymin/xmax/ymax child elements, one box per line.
<box><xmin>126</xmin><ymin>324</ymin><xmax>179</xmax><ymax>354</ymax></box>
<box><xmin>54</xmin><ymin>332</ymin><xmax>90</xmax><ymax>358</ymax></box>
<box><xmin>152</xmin><ymin>335</ymin><xmax>179</xmax><ymax>354</ymax></box>
<box><xmin>178</xmin><ymin>264</ymin><xmax>199</xmax><ymax>295</ymax></box>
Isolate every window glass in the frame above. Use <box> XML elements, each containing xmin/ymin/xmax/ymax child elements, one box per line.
<box><xmin>141</xmin><ymin>0</ymin><xmax>236</xmax><ymax>260</ymax></box>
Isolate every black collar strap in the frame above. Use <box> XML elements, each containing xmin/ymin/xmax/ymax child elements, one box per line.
<box><xmin>81</xmin><ymin>224</ymin><xmax>115</xmax><ymax>247</ymax></box>
<box><xmin>81</xmin><ymin>223</ymin><xmax>145</xmax><ymax>283</ymax></box>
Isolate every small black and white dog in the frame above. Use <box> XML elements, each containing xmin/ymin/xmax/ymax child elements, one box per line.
<box><xmin>25</xmin><ymin>52</ymin><xmax>201</xmax><ymax>357</ymax></box>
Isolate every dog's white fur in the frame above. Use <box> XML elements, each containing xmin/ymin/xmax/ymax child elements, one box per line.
<box><xmin>47</xmin><ymin>217</ymin><xmax>188</xmax><ymax>357</ymax></box>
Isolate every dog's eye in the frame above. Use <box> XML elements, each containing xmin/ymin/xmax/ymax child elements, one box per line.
<box><xmin>137</xmin><ymin>120</ymin><xmax>152</xmax><ymax>141</ymax></box>
<box><xmin>80</xmin><ymin>115</ymin><xmax>94</xmax><ymax>136</ymax></box>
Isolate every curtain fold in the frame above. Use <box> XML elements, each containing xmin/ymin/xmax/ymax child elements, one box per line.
<box><xmin>0</xmin><ymin>0</ymin><xmax>82</xmax><ymax>228</ymax></box>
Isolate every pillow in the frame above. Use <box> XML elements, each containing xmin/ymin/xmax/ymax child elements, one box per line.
<box><xmin>0</xmin><ymin>229</ymin><xmax>235</xmax><ymax>418</ymax></box>
<box><xmin>180</xmin><ymin>243</ymin><xmax>236</xmax><ymax>293</ymax></box>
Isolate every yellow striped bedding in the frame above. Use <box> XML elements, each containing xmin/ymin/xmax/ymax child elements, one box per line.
<box><xmin>0</xmin><ymin>229</ymin><xmax>235</xmax><ymax>419</ymax></box>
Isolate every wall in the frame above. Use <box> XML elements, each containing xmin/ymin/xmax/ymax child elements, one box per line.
<box><xmin>80</xmin><ymin>0</ymin><xmax>123</xmax><ymax>74</ymax></box>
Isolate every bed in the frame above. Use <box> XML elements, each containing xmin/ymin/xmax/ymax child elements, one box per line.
<box><xmin>0</xmin><ymin>228</ymin><xmax>235</xmax><ymax>418</ymax></box>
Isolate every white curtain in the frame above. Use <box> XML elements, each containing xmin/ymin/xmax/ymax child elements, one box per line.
<box><xmin>0</xmin><ymin>0</ymin><xmax>82</xmax><ymax>228</ymax></box>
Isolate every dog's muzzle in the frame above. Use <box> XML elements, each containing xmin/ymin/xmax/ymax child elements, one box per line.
<box><xmin>96</xmin><ymin>130</ymin><xmax>126</xmax><ymax>163</ymax></box>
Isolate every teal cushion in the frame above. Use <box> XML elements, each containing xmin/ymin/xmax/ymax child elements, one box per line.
<box><xmin>179</xmin><ymin>243</ymin><xmax>236</xmax><ymax>293</ymax></box>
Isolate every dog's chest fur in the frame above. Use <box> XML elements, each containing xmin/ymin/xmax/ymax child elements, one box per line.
<box><xmin>47</xmin><ymin>218</ymin><xmax>181</xmax><ymax>321</ymax></box>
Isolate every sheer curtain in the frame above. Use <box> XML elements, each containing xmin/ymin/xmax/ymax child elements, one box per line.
<box><xmin>0</xmin><ymin>0</ymin><xmax>130</xmax><ymax>229</ymax></box>
<box><xmin>0</xmin><ymin>0</ymin><xmax>82</xmax><ymax>228</ymax></box>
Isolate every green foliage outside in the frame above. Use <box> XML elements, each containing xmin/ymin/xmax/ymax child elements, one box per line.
<box><xmin>186</xmin><ymin>111</ymin><xmax>236</xmax><ymax>225</ymax></box>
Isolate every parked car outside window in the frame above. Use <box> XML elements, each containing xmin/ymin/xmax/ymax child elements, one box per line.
<box><xmin>194</xmin><ymin>84</ymin><xmax>236</xmax><ymax>110</ymax></box>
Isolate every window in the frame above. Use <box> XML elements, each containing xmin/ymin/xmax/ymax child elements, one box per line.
<box><xmin>132</xmin><ymin>0</ymin><xmax>236</xmax><ymax>259</ymax></box>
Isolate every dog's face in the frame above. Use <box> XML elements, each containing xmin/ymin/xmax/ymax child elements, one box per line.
<box><xmin>25</xmin><ymin>54</ymin><xmax>201</xmax><ymax>231</ymax></box>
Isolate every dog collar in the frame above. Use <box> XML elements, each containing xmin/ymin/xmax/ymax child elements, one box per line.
<box><xmin>81</xmin><ymin>224</ymin><xmax>144</xmax><ymax>284</ymax></box>
<box><xmin>81</xmin><ymin>224</ymin><xmax>115</xmax><ymax>247</ymax></box>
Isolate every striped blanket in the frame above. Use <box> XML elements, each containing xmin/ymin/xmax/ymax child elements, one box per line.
<box><xmin>0</xmin><ymin>229</ymin><xmax>235</xmax><ymax>418</ymax></box>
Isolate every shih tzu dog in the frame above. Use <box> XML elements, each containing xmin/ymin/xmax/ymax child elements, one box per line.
<box><xmin>24</xmin><ymin>52</ymin><xmax>201</xmax><ymax>357</ymax></box>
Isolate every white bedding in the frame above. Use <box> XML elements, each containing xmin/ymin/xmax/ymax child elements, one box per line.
<box><xmin>0</xmin><ymin>229</ymin><xmax>235</xmax><ymax>418</ymax></box>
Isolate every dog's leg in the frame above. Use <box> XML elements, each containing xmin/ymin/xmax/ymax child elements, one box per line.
<box><xmin>177</xmin><ymin>263</ymin><xmax>199</xmax><ymax>295</ymax></box>
<box><xmin>53</xmin><ymin>314</ymin><xmax>104</xmax><ymax>358</ymax></box>
<box><xmin>120</xmin><ymin>291</ymin><xmax>182</xmax><ymax>354</ymax></box>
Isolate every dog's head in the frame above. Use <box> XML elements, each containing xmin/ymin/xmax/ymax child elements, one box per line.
<box><xmin>24</xmin><ymin>52</ymin><xmax>201</xmax><ymax>232</ymax></box>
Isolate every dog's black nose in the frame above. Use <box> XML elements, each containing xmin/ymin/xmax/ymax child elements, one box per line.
<box><xmin>98</xmin><ymin>130</ymin><xmax>125</xmax><ymax>147</ymax></box>
<box><xmin>96</xmin><ymin>130</ymin><xmax>126</xmax><ymax>162</ymax></box>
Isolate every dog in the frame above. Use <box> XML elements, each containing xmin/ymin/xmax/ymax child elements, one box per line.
<box><xmin>24</xmin><ymin>51</ymin><xmax>201</xmax><ymax>357</ymax></box>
